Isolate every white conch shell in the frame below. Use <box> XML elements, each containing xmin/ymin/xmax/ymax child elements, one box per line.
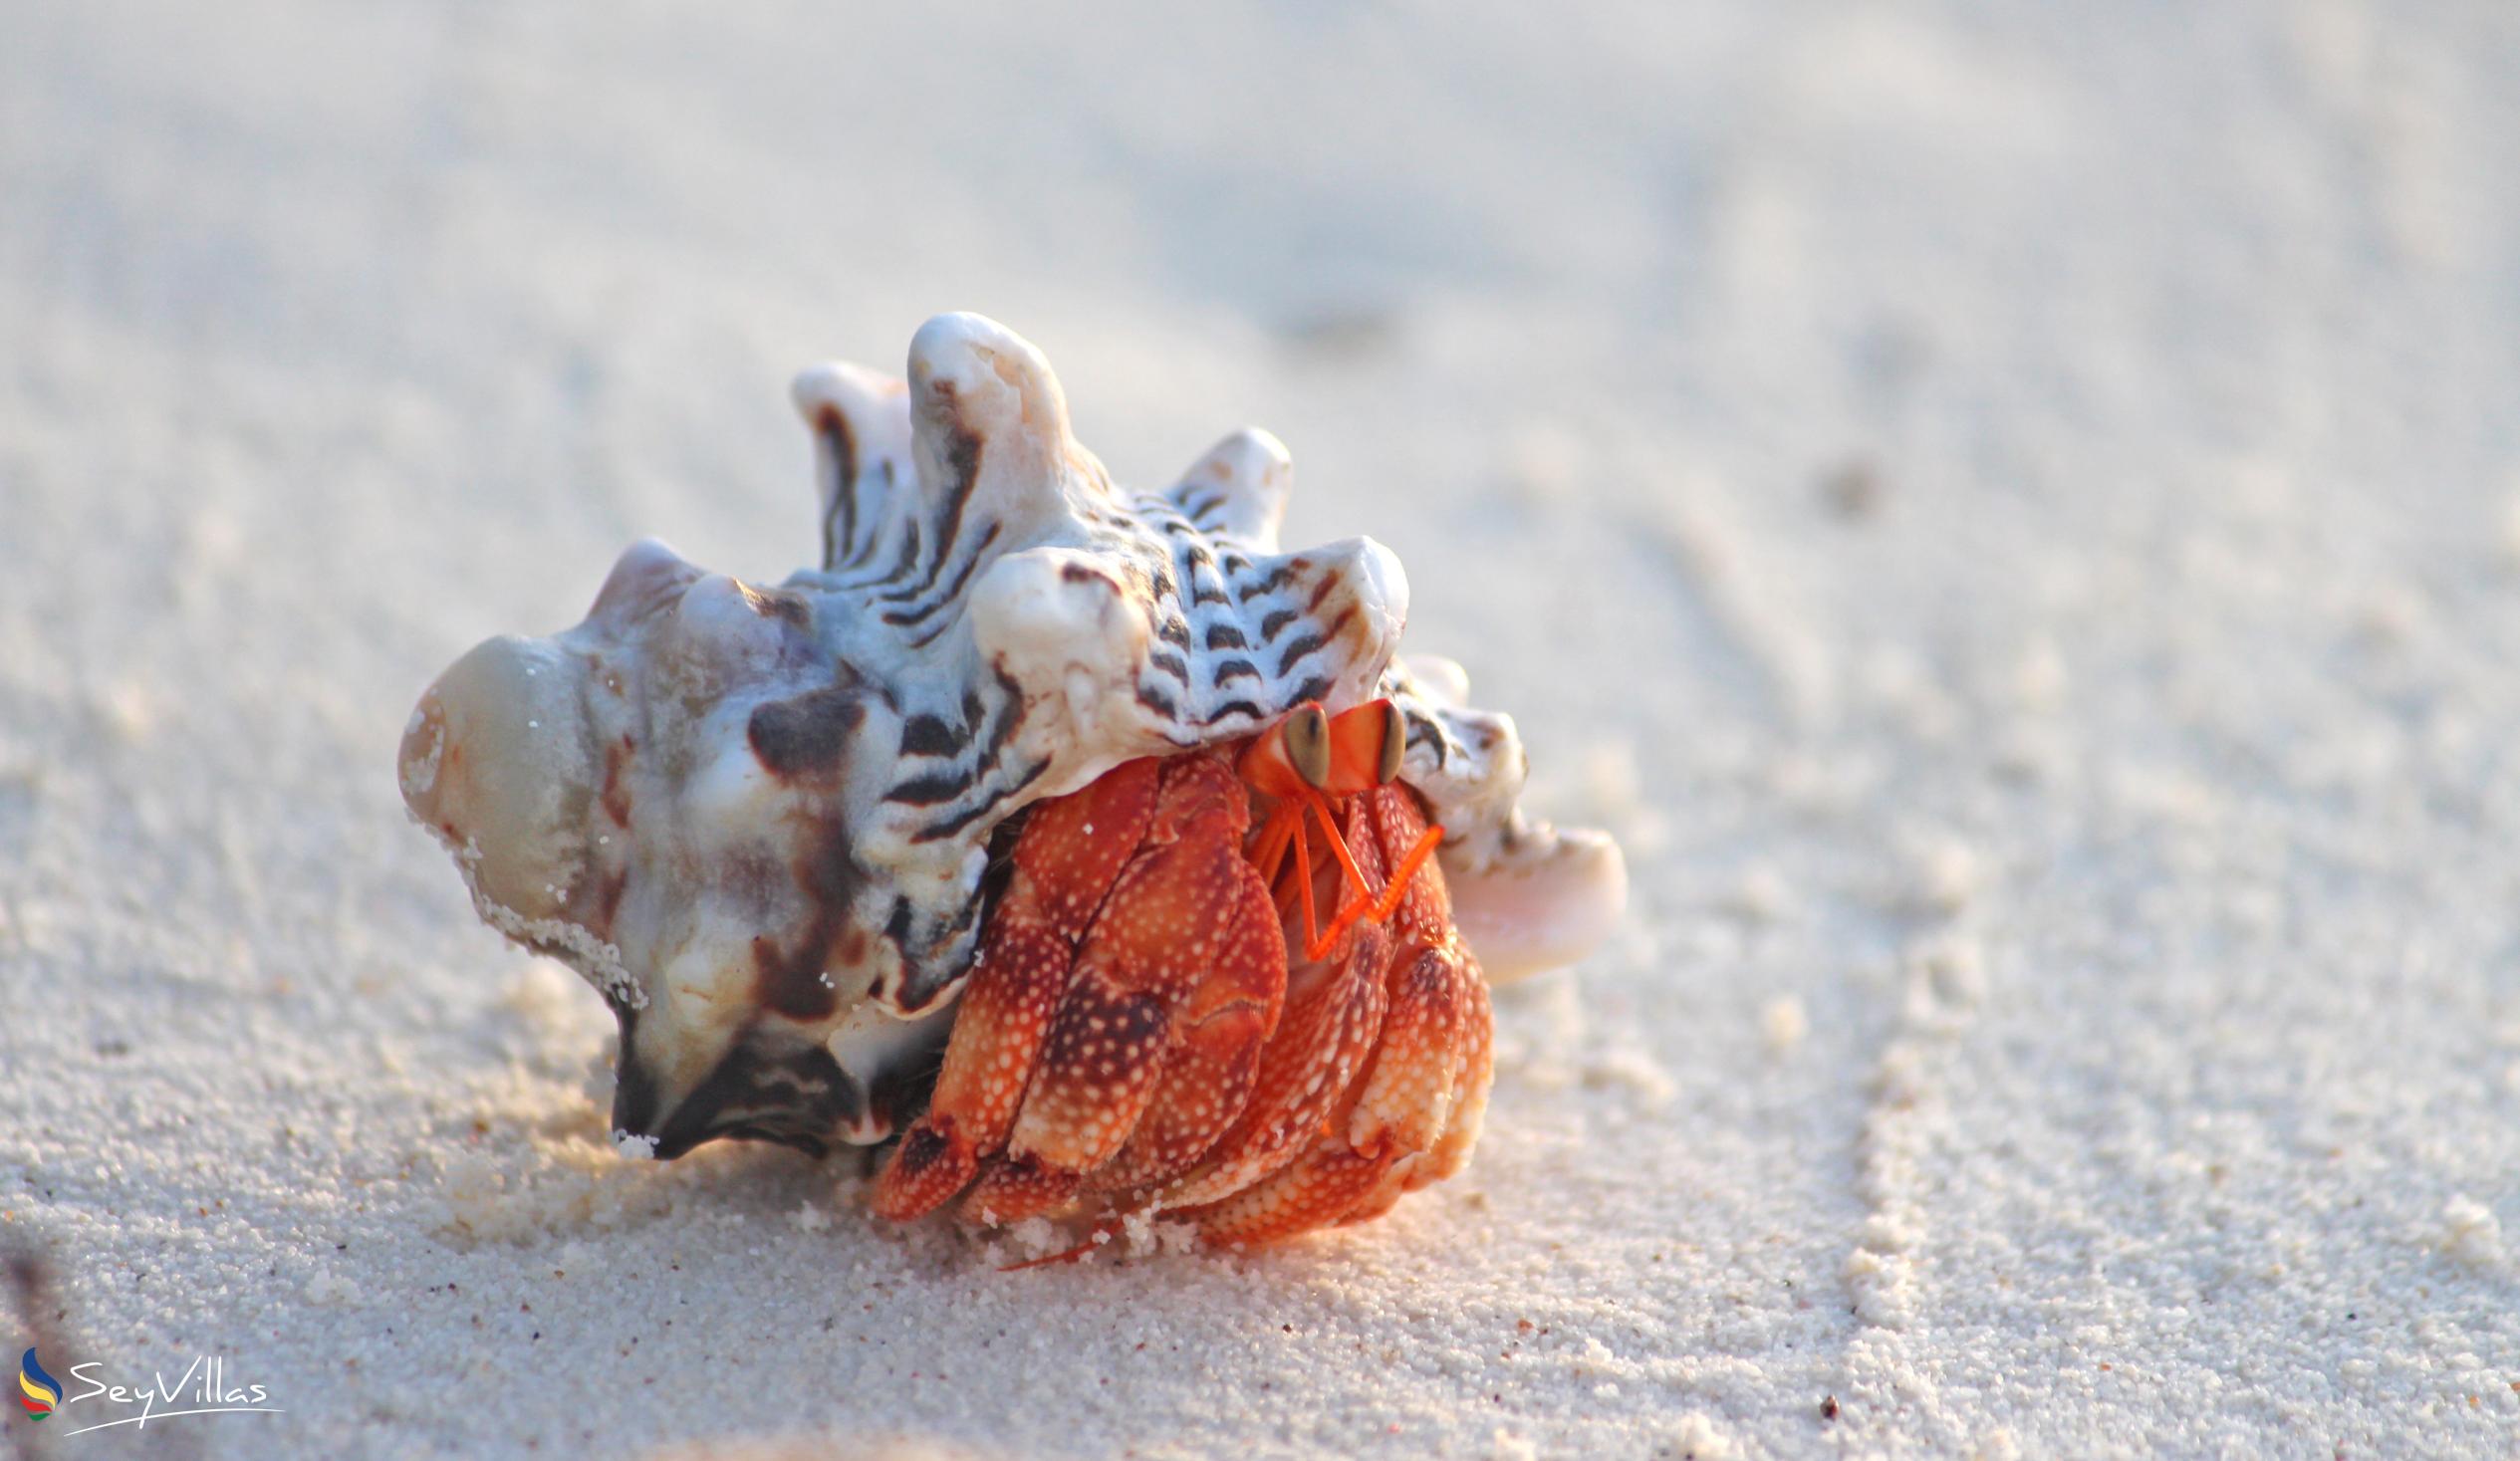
<box><xmin>399</xmin><ymin>313</ymin><xmax>1622</xmax><ymax>1157</ymax></box>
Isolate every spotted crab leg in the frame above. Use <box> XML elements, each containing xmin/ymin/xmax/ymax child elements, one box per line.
<box><xmin>1349</xmin><ymin>965</ymin><xmax>1492</xmax><ymax>1225</ymax></box>
<box><xmin>1144</xmin><ymin>918</ymin><xmax>1392</xmax><ymax>1217</ymax></box>
<box><xmin>1165</xmin><ymin>786</ymin><xmax>1491</xmax><ymax>1246</ymax></box>
<box><xmin>1067</xmin><ymin>869</ymin><xmax>1277</xmax><ymax>1200</ymax></box>
<box><xmin>952</xmin><ymin>754</ymin><xmax>1280</xmax><ymax>1226</ymax></box>
<box><xmin>1347</xmin><ymin>783</ymin><xmax>1494</xmax><ymax>1206</ymax></box>
<box><xmin>870</xmin><ymin>756</ymin><xmax>1162</xmax><ymax>1222</ymax></box>
<box><xmin>1168</xmin><ymin>943</ymin><xmax>1475</xmax><ymax>1246</ymax></box>
<box><xmin>1146</xmin><ymin>796</ymin><xmax>1403</xmax><ymax>1215</ymax></box>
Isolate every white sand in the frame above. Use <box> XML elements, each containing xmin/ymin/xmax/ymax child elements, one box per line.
<box><xmin>5</xmin><ymin>3</ymin><xmax>2518</xmax><ymax>1457</ymax></box>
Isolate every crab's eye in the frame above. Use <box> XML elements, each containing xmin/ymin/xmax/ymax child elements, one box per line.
<box><xmin>1284</xmin><ymin>704</ymin><xmax>1331</xmax><ymax>790</ymax></box>
<box><xmin>1378</xmin><ymin>700</ymin><xmax>1406</xmax><ymax>785</ymax></box>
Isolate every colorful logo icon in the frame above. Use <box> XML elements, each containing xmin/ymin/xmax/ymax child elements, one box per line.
<box><xmin>18</xmin><ymin>1347</ymin><xmax>60</xmax><ymax>1421</ymax></box>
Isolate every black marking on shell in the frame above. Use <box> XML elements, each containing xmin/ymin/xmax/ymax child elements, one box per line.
<box><xmin>899</xmin><ymin>517</ymin><xmax>928</xmax><ymax>586</ymax></box>
<box><xmin>875</xmin><ymin>670</ymin><xmax>1025</xmax><ymax>818</ymax></box>
<box><xmin>840</xmin><ymin>460</ymin><xmax>899</xmax><ymax>570</ymax></box>
<box><xmin>1246</xmin><ymin>563</ymin><xmax>1299</xmax><ymax>597</ymax></box>
<box><xmin>897</xmin><ymin>713</ymin><xmax>963</xmax><ymax>759</ymax></box>
<box><xmin>974</xmin><ymin>667</ymin><xmax>1024</xmax><ymax>771</ymax></box>
<box><xmin>884</xmin><ymin>767</ymin><xmax>974</xmax><ymax>806</ymax></box>
<box><xmin>1274</xmin><ymin>630</ymin><xmax>1328</xmax><ymax>678</ymax></box>
<box><xmin>1181</xmin><ymin>542</ymin><xmax>1230</xmax><ymax>607</ymax></box>
<box><xmin>850</xmin><ymin>515</ymin><xmax>920</xmax><ymax>591</ymax></box>
<box><xmin>1405</xmin><ymin>713</ymin><xmax>1450</xmax><ymax>769</ymax></box>
<box><xmin>817</xmin><ymin>407</ymin><xmax>860</xmax><ymax>571</ymax></box>
<box><xmin>910</xmin><ymin>756</ymin><xmax>1051</xmax><ymax>846</ymax></box>
<box><xmin>748</xmin><ymin>685</ymin><xmax>867</xmax><ymax>781</ymax></box>
<box><xmin>910</xmin><ymin>425</ymin><xmax>985</xmax><ymax>598</ymax></box>
<box><xmin>891</xmin><ymin>520</ymin><xmax>1002</xmax><ymax>637</ymax></box>
<box><xmin>879</xmin><ymin>427</ymin><xmax>984</xmax><ymax>608</ymax></box>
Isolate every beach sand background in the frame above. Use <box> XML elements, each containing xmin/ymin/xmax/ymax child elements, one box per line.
<box><xmin>4</xmin><ymin>2</ymin><xmax>2518</xmax><ymax>1456</ymax></box>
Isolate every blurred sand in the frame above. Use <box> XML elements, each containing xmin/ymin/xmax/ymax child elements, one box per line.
<box><xmin>4</xmin><ymin>2</ymin><xmax>2519</xmax><ymax>1456</ymax></box>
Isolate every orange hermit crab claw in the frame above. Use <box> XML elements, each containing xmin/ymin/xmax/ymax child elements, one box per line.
<box><xmin>869</xmin><ymin>1119</ymin><xmax>978</xmax><ymax>1222</ymax></box>
<box><xmin>874</xmin><ymin>703</ymin><xmax>1495</xmax><ymax>1252</ymax></box>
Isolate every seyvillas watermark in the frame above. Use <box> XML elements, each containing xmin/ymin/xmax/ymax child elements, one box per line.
<box><xmin>18</xmin><ymin>1345</ymin><xmax>285</xmax><ymax>1437</ymax></box>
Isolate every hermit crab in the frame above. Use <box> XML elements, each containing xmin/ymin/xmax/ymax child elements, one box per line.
<box><xmin>398</xmin><ymin>313</ymin><xmax>1624</xmax><ymax>1248</ymax></box>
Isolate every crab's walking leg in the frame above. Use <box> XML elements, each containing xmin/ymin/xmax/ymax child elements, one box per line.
<box><xmin>958</xmin><ymin>754</ymin><xmax>1261</xmax><ymax>1225</ymax></box>
<box><xmin>1149</xmin><ymin>927</ymin><xmax>1389</xmax><ymax>1215</ymax></box>
<box><xmin>1414</xmin><ymin>963</ymin><xmax>1494</xmax><ymax>1188</ymax></box>
<box><xmin>1087</xmin><ymin>869</ymin><xmax>1285</xmax><ymax>1196</ymax></box>
<box><xmin>1169</xmin><ymin>785</ymin><xmax>1495</xmax><ymax>1246</ymax></box>
<box><xmin>1347</xmin><ymin>783</ymin><xmax>1494</xmax><ymax>1208</ymax></box>
<box><xmin>1152</xmin><ymin>807</ymin><xmax>1401</xmax><ymax>1214</ymax></box>
<box><xmin>1333</xmin><ymin>940</ymin><xmax>1492</xmax><ymax>1227</ymax></box>
<box><xmin>871</xmin><ymin>757</ymin><xmax>1161</xmax><ymax>1222</ymax></box>
<box><xmin>1174</xmin><ymin>935</ymin><xmax>1481</xmax><ymax>1245</ymax></box>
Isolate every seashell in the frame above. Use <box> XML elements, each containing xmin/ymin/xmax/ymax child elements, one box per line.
<box><xmin>398</xmin><ymin>313</ymin><xmax>1624</xmax><ymax>1159</ymax></box>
